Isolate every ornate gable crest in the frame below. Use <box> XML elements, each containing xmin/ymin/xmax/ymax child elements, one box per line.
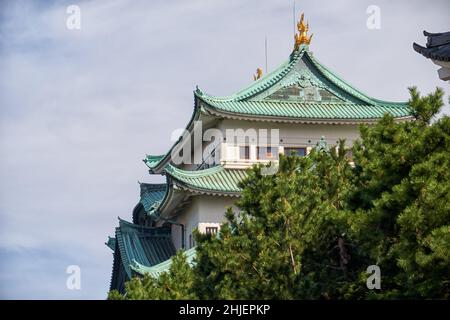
<box><xmin>280</xmin><ymin>70</ymin><xmax>324</xmax><ymax>89</ymax></box>
<box><xmin>263</xmin><ymin>69</ymin><xmax>344</xmax><ymax>103</ymax></box>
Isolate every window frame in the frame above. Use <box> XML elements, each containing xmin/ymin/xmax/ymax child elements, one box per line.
<box><xmin>284</xmin><ymin>146</ymin><xmax>307</xmax><ymax>157</ymax></box>
<box><xmin>205</xmin><ymin>226</ymin><xmax>219</xmax><ymax>235</ymax></box>
<box><xmin>189</xmin><ymin>233</ymin><xmax>197</xmax><ymax>248</ymax></box>
<box><xmin>256</xmin><ymin>146</ymin><xmax>279</xmax><ymax>160</ymax></box>
<box><xmin>239</xmin><ymin>145</ymin><xmax>250</xmax><ymax>160</ymax></box>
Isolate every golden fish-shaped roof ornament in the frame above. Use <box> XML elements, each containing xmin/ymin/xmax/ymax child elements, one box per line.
<box><xmin>253</xmin><ymin>67</ymin><xmax>263</xmax><ymax>81</ymax></box>
<box><xmin>294</xmin><ymin>13</ymin><xmax>313</xmax><ymax>49</ymax></box>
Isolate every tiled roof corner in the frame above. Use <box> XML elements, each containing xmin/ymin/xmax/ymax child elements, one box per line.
<box><xmin>131</xmin><ymin>247</ymin><xmax>197</xmax><ymax>277</ymax></box>
<box><xmin>114</xmin><ymin>218</ymin><xmax>176</xmax><ymax>278</ymax></box>
<box><xmin>138</xmin><ymin>183</ymin><xmax>167</xmax><ymax>217</ymax></box>
<box><xmin>165</xmin><ymin>164</ymin><xmax>246</xmax><ymax>195</ymax></box>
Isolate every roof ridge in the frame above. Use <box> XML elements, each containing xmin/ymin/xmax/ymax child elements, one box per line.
<box><xmin>139</xmin><ymin>182</ymin><xmax>167</xmax><ymax>192</ymax></box>
<box><xmin>118</xmin><ymin>217</ymin><xmax>171</xmax><ymax>234</ymax></box>
<box><xmin>200</xmin><ymin>99</ymin><xmax>412</xmax><ymax>120</ymax></box>
<box><xmin>306</xmin><ymin>51</ymin><xmax>408</xmax><ymax>107</ymax></box>
<box><xmin>196</xmin><ymin>47</ymin><xmax>408</xmax><ymax>108</ymax></box>
<box><xmin>195</xmin><ymin>48</ymin><xmax>306</xmax><ymax>102</ymax></box>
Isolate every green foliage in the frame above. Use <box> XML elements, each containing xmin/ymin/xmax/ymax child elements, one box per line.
<box><xmin>408</xmin><ymin>87</ymin><xmax>444</xmax><ymax>124</ymax></box>
<box><xmin>191</xmin><ymin>141</ymin><xmax>360</xmax><ymax>299</ymax></box>
<box><xmin>110</xmin><ymin>88</ymin><xmax>449</xmax><ymax>299</ymax></box>
<box><xmin>108</xmin><ymin>251</ymin><xmax>197</xmax><ymax>300</ymax></box>
<box><xmin>348</xmin><ymin>87</ymin><xmax>450</xmax><ymax>298</ymax></box>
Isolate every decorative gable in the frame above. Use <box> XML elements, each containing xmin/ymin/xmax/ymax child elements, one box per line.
<box><xmin>261</xmin><ymin>66</ymin><xmax>344</xmax><ymax>103</ymax></box>
<box><xmin>264</xmin><ymin>84</ymin><xmax>343</xmax><ymax>102</ymax></box>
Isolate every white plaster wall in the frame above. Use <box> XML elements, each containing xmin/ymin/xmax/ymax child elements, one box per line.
<box><xmin>179</xmin><ymin>118</ymin><xmax>360</xmax><ymax>169</ymax></box>
<box><xmin>172</xmin><ymin>197</ymin><xmax>199</xmax><ymax>250</ymax></box>
<box><xmin>171</xmin><ymin>119</ymin><xmax>360</xmax><ymax>248</ymax></box>
<box><xmin>172</xmin><ymin>195</ymin><xmax>236</xmax><ymax>250</ymax></box>
<box><xmin>216</xmin><ymin>120</ymin><xmax>360</xmax><ymax>167</ymax></box>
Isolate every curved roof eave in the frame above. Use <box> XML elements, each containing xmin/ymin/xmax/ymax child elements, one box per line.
<box><xmin>153</xmin><ymin>175</ymin><xmax>175</xmax><ymax>218</ymax></box>
<box><xmin>113</xmin><ymin>217</ymin><xmax>176</xmax><ymax>279</ymax></box>
<box><xmin>305</xmin><ymin>52</ymin><xmax>408</xmax><ymax>107</ymax></box>
<box><xmin>131</xmin><ymin>247</ymin><xmax>197</xmax><ymax>277</ymax></box>
<box><xmin>132</xmin><ymin>182</ymin><xmax>168</xmax><ymax>223</ymax></box>
<box><xmin>198</xmin><ymin>99</ymin><xmax>413</xmax><ymax>124</ymax></box>
<box><xmin>163</xmin><ymin>164</ymin><xmax>245</xmax><ymax>196</ymax></box>
<box><xmin>143</xmin><ymin>103</ymin><xmax>202</xmax><ymax>174</ymax></box>
<box><xmin>194</xmin><ymin>46</ymin><xmax>409</xmax><ymax>110</ymax></box>
<box><xmin>144</xmin><ymin>165</ymin><xmax>242</xmax><ymax>222</ymax></box>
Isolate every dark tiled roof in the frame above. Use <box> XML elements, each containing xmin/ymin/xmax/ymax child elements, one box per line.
<box><xmin>132</xmin><ymin>247</ymin><xmax>197</xmax><ymax>277</ymax></box>
<box><xmin>413</xmin><ymin>30</ymin><xmax>450</xmax><ymax>62</ymax></box>
<box><xmin>105</xmin><ymin>236</ymin><xmax>115</xmax><ymax>251</ymax></box>
<box><xmin>113</xmin><ymin>218</ymin><xmax>176</xmax><ymax>279</ymax></box>
<box><xmin>139</xmin><ymin>183</ymin><xmax>167</xmax><ymax>215</ymax></box>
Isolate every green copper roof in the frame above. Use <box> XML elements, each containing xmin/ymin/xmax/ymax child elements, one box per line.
<box><xmin>195</xmin><ymin>45</ymin><xmax>411</xmax><ymax>121</ymax></box>
<box><xmin>306</xmin><ymin>52</ymin><xmax>406</xmax><ymax>108</ymax></box>
<box><xmin>131</xmin><ymin>247</ymin><xmax>197</xmax><ymax>277</ymax></box>
<box><xmin>106</xmin><ymin>236</ymin><xmax>116</xmax><ymax>251</ymax></box>
<box><xmin>139</xmin><ymin>183</ymin><xmax>167</xmax><ymax>215</ymax></box>
<box><xmin>144</xmin><ymin>155</ymin><xmax>165</xmax><ymax>169</ymax></box>
<box><xmin>199</xmin><ymin>98</ymin><xmax>410</xmax><ymax>120</ymax></box>
<box><xmin>166</xmin><ymin>164</ymin><xmax>246</xmax><ymax>195</ymax></box>
<box><xmin>143</xmin><ymin>95</ymin><xmax>203</xmax><ymax>174</ymax></box>
<box><xmin>113</xmin><ymin>218</ymin><xmax>176</xmax><ymax>279</ymax></box>
<box><xmin>142</xmin><ymin>46</ymin><xmax>412</xmax><ymax>178</ymax></box>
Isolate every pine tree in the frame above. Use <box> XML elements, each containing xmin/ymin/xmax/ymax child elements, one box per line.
<box><xmin>109</xmin><ymin>88</ymin><xmax>449</xmax><ymax>300</ymax></box>
<box><xmin>348</xmin><ymin>87</ymin><xmax>449</xmax><ymax>298</ymax></box>
<box><xmin>108</xmin><ymin>250</ymin><xmax>197</xmax><ymax>300</ymax></box>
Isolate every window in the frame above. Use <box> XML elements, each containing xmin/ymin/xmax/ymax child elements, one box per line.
<box><xmin>284</xmin><ymin>147</ymin><xmax>307</xmax><ymax>157</ymax></box>
<box><xmin>205</xmin><ymin>227</ymin><xmax>218</xmax><ymax>235</ymax></box>
<box><xmin>257</xmin><ymin>146</ymin><xmax>278</xmax><ymax>160</ymax></box>
<box><xmin>189</xmin><ymin>234</ymin><xmax>195</xmax><ymax>248</ymax></box>
<box><xmin>239</xmin><ymin>146</ymin><xmax>250</xmax><ymax>160</ymax></box>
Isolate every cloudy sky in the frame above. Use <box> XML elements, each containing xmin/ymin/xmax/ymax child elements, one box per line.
<box><xmin>0</xmin><ymin>0</ymin><xmax>448</xmax><ymax>299</ymax></box>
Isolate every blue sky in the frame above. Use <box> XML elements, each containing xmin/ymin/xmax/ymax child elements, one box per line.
<box><xmin>0</xmin><ymin>0</ymin><xmax>449</xmax><ymax>299</ymax></box>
